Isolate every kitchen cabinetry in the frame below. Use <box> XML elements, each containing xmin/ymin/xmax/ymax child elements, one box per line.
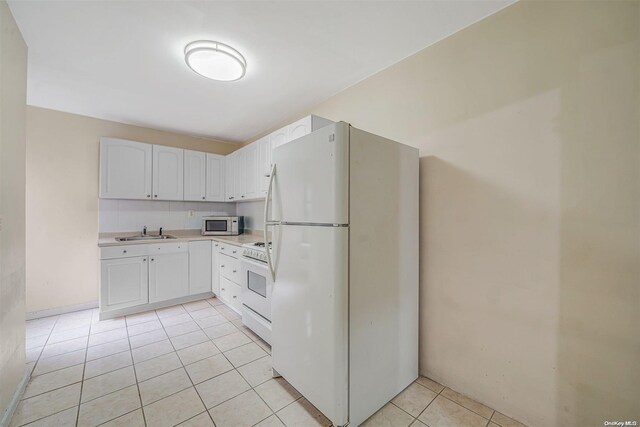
<box><xmin>243</xmin><ymin>143</ymin><xmax>259</xmax><ymax>200</ymax></box>
<box><xmin>152</xmin><ymin>145</ymin><xmax>184</xmax><ymax>200</ymax></box>
<box><xmin>148</xmin><ymin>244</ymin><xmax>189</xmax><ymax>303</ymax></box>
<box><xmin>206</xmin><ymin>153</ymin><xmax>225</xmax><ymax>202</ymax></box>
<box><xmin>233</xmin><ymin>149</ymin><xmax>245</xmax><ymax>201</ymax></box>
<box><xmin>212</xmin><ymin>241</ymin><xmax>221</xmax><ymax>295</ymax></box>
<box><xmin>269</xmin><ymin>127</ymin><xmax>288</xmax><ymax>150</ymax></box>
<box><xmin>225</xmin><ymin>151</ymin><xmax>236</xmax><ymax>201</ymax></box>
<box><xmin>100</xmin><ymin>255</ymin><xmax>149</xmax><ymax>312</ymax></box>
<box><xmin>216</xmin><ymin>242</ymin><xmax>243</xmax><ymax>314</ymax></box>
<box><xmin>99</xmin><ymin>138</ymin><xmax>152</xmax><ymax>200</ymax></box>
<box><xmin>184</xmin><ymin>150</ymin><xmax>206</xmax><ymax>201</ymax></box>
<box><xmin>189</xmin><ymin>241</ymin><xmax>212</xmax><ymax>295</ymax></box>
<box><xmin>99</xmin><ymin>115</ymin><xmax>331</xmax><ymax>203</ymax></box>
<box><xmin>257</xmin><ymin>136</ymin><xmax>271</xmax><ymax>196</ymax></box>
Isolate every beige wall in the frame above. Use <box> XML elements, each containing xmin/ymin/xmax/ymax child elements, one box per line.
<box><xmin>0</xmin><ymin>0</ymin><xmax>27</xmax><ymax>421</ymax></box>
<box><xmin>26</xmin><ymin>107</ymin><xmax>236</xmax><ymax>314</ymax></box>
<box><xmin>249</xmin><ymin>1</ymin><xmax>639</xmax><ymax>426</ymax></box>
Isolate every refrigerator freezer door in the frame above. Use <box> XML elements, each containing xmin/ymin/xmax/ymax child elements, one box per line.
<box><xmin>271</xmin><ymin>224</ymin><xmax>349</xmax><ymax>426</ymax></box>
<box><xmin>271</xmin><ymin>122</ymin><xmax>349</xmax><ymax>225</ymax></box>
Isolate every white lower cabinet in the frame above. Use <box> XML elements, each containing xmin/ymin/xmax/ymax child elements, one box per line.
<box><xmin>219</xmin><ymin>276</ymin><xmax>242</xmax><ymax>312</ymax></box>
<box><xmin>149</xmin><ymin>251</ymin><xmax>189</xmax><ymax>303</ymax></box>
<box><xmin>100</xmin><ymin>256</ymin><xmax>149</xmax><ymax>312</ymax></box>
<box><xmin>189</xmin><ymin>241</ymin><xmax>212</xmax><ymax>295</ymax></box>
<box><xmin>99</xmin><ymin>239</ymin><xmax>240</xmax><ymax>319</ymax></box>
<box><xmin>212</xmin><ymin>241</ymin><xmax>221</xmax><ymax>295</ymax></box>
<box><xmin>215</xmin><ymin>243</ymin><xmax>243</xmax><ymax>314</ymax></box>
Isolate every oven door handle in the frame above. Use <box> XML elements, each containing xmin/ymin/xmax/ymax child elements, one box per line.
<box><xmin>264</xmin><ymin>164</ymin><xmax>278</xmax><ymax>281</ymax></box>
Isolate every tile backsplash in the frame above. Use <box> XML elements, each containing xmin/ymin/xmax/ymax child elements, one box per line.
<box><xmin>99</xmin><ymin>199</ymin><xmax>236</xmax><ymax>233</ymax></box>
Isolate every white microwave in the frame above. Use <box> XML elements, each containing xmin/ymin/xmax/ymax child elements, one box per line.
<box><xmin>201</xmin><ymin>216</ymin><xmax>244</xmax><ymax>236</ymax></box>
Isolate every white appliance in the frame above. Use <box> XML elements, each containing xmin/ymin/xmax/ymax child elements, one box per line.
<box><xmin>241</xmin><ymin>242</ymin><xmax>272</xmax><ymax>344</ymax></box>
<box><xmin>264</xmin><ymin>122</ymin><xmax>419</xmax><ymax>427</ymax></box>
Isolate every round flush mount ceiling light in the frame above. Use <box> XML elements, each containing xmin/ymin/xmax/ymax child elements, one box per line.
<box><xmin>184</xmin><ymin>40</ymin><xmax>247</xmax><ymax>81</ymax></box>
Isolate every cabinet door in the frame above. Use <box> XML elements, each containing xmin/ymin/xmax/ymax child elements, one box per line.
<box><xmin>184</xmin><ymin>150</ymin><xmax>206</xmax><ymax>201</ymax></box>
<box><xmin>258</xmin><ymin>136</ymin><xmax>271</xmax><ymax>196</ymax></box>
<box><xmin>225</xmin><ymin>152</ymin><xmax>236</xmax><ymax>202</ymax></box>
<box><xmin>233</xmin><ymin>149</ymin><xmax>246</xmax><ymax>200</ymax></box>
<box><xmin>206</xmin><ymin>153</ymin><xmax>225</xmax><ymax>202</ymax></box>
<box><xmin>243</xmin><ymin>142</ymin><xmax>259</xmax><ymax>200</ymax></box>
<box><xmin>212</xmin><ymin>241</ymin><xmax>220</xmax><ymax>295</ymax></box>
<box><xmin>149</xmin><ymin>252</ymin><xmax>189</xmax><ymax>303</ymax></box>
<box><xmin>269</xmin><ymin>128</ymin><xmax>288</xmax><ymax>150</ymax></box>
<box><xmin>287</xmin><ymin>116</ymin><xmax>313</xmax><ymax>143</ymax></box>
<box><xmin>100</xmin><ymin>256</ymin><xmax>149</xmax><ymax>312</ymax></box>
<box><xmin>189</xmin><ymin>241</ymin><xmax>212</xmax><ymax>295</ymax></box>
<box><xmin>229</xmin><ymin>282</ymin><xmax>242</xmax><ymax>314</ymax></box>
<box><xmin>152</xmin><ymin>145</ymin><xmax>184</xmax><ymax>200</ymax></box>
<box><xmin>100</xmin><ymin>138</ymin><xmax>152</xmax><ymax>199</ymax></box>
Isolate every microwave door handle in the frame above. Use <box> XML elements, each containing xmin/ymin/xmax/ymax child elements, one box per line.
<box><xmin>264</xmin><ymin>164</ymin><xmax>278</xmax><ymax>281</ymax></box>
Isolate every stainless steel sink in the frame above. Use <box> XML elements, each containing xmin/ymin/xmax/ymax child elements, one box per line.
<box><xmin>115</xmin><ymin>235</ymin><xmax>176</xmax><ymax>242</ymax></box>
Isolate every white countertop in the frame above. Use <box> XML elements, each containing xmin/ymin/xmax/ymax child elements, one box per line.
<box><xmin>98</xmin><ymin>229</ymin><xmax>265</xmax><ymax>247</ymax></box>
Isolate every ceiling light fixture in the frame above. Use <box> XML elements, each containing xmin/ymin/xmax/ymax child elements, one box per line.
<box><xmin>184</xmin><ymin>40</ymin><xmax>247</xmax><ymax>82</ymax></box>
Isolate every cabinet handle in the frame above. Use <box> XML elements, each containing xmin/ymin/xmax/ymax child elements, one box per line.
<box><xmin>232</xmin><ymin>270</ymin><xmax>236</xmax><ymax>273</ymax></box>
<box><xmin>232</xmin><ymin>295</ymin><xmax>237</xmax><ymax>299</ymax></box>
<box><xmin>241</xmin><ymin>195</ymin><xmax>245</xmax><ymax>198</ymax></box>
<box><xmin>123</xmin><ymin>250</ymin><xmax>127</xmax><ymax>253</ymax></box>
<box><xmin>154</xmin><ymin>195</ymin><xmax>158</xmax><ymax>198</ymax></box>
<box><xmin>143</xmin><ymin>258</ymin><xmax>146</xmax><ymax>262</ymax></box>
<box><xmin>215</xmin><ymin>244</ymin><xmax>219</xmax><ymax>247</ymax></box>
<box><xmin>151</xmin><ymin>258</ymin><xmax>154</xmax><ymax>261</ymax></box>
<box><xmin>147</xmin><ymin>194</ymin><xmax>151</xmax><ymax>198</ymax></box>
<box><xmin>202</xmin><ymin>197</ymin><xmax>205</xmax><ymax>200</ymax></box>
<box><xmin>221</xmin><ymin>265</ymin><xmax>225</xmax><ymax>268</ymax></box>
<box><xmin>264</xmin><ymin>174</ymin><xmax>270</xmax><ymax>177</ymax></box>
<box><xmin>232</xmin><ymin>250</ymin><xmax>236</xmax><ymax>254</ymax></box>
<box><xmin>221</xmin><ymin>287</ymin><xmax>225</xmax><ymax>291</ymax></box>
<box><xmin>228</xmin><ymin>197</ymin><xmax>234</xmax><ymax>200</ymax></box>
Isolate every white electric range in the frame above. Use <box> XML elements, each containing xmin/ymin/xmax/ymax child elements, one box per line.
<box><xmin>240</xmin><ymin>242</ymin><xmax>273</xmax><ymax>344</ymax></box>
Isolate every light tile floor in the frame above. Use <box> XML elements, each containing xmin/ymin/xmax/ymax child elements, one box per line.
<box><xmin>16</xmin><ymin>297</ymin><xmax>527</xmax><ymax>427</ymax></box>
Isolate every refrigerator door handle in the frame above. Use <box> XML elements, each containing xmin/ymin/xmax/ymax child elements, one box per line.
<box><xmin>264</xmin><ymin>163</ymin><xmax>278</xmax><ymax>281</ymax></box>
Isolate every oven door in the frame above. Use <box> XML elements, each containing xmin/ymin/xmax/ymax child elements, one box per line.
<box><xmin>241</xmin><ymin>257</ymin><xmax>272</xmax><ymax>321</ymax></box>
<box><xmin>202</xmin><ymin>218</ymin><xmax>231</xmax><ymax>235</ymax></box>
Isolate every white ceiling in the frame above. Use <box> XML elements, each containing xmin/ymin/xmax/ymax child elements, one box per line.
<box><xmin>9</xmin><ymin>0</ymin><xmax>514</xmax><ymax>142</ymax></box>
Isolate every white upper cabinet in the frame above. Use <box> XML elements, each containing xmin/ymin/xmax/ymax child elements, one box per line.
<box><xmin>233</xmin><ymin>148</ymin><xmax>246</xmax><ymax>200</ymax></box>
<box><xmin>206</xmin><ymin>153</ymin><xmax>225</xmax><ymax>202</ymax></box>
<box><xmin>288</xmin><ymin>116</ymin><xmax>313</xmax><ymax>142</ymax></box>
<box><xmin>99</xmin><ymin>115</ymin><xmax>331</xmax><ymax>203</ymax></box>
<box><xmin>225</xmin><ymin>151</ymin><xmax>236</xmax><ymax>202</ymax></box>
<box><xmin>184</xmin><ymin>150</ymin><xmax>206</xmax><ymax>201</ymax></box>
<box><xmin>100</xmin><ymin>138</ymin><xmax>152</xmax><ymax>200</ymax></box>
<box><xmin>243</xmin><ymin>142</ymin><xmax>259</xmax><ymax>200</ymax></box>
<box><xmin>152</xmin><ymin>145</ymin><xmax>184</xmax><ymax>200</ymax></box>
<box><xmin>269</xmin><ymin>128</ymin><xmax>288</xmax><ymax>150</ymax></box>
<box><xmin>258</xmin><ymin>136</ymin><xmax>271</xmax><ymax>196</ymax></box>
<box><xmin>288</xmin><ymin>115</ymin><xmax>334</xmax><ymax>144</ymax></box>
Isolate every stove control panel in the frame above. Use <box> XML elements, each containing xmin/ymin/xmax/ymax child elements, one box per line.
<box><xmin>242</xmin><ymin>248</ymin><xmax>267</xmax><ymax>263</ymax></box>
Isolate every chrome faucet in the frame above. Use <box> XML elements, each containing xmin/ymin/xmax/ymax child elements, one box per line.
<box><xmin>143</xmin><ymin>225</ymin><xmax>147</xmax><ymax>236</ymax></box>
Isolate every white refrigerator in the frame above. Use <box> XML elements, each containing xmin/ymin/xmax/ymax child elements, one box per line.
<box><xmin>264</xmin><ymin>122</ymin><xmax>419</xmax><ymax>427</ymax></box>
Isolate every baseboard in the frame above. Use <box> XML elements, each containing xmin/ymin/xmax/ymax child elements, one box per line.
<box><xmin>0</xmin><ymin>367</ymin><xmax>30</xmax><ymax>427</ymax></box>
<box><xmin>26</xmin><ymin>300</ymin><xmax>99</xmax><ymax>320</ymax></box>
<box><xmin>99</xmin><ymin>293</ymin><xmax>215</xmax><ymax>321</ymax></box>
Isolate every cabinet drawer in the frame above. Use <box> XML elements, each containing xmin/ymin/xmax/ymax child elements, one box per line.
<box><xmin>101</xmin><ymin>244</ymin><xmax>148</xmax><ymax>260</ymax></box>
<box><xmin>148</xmin><ymin>242</ymin><xmax>188</xmax><ymax>254</ymax></box>
<box><xmin>219</xmin><ymin>276</ymin><xmax>234</xmax><ymax>303</ymax></box>
<box><xmin>229</xmin><ymin>282</ymin><xmax>242</xmax><ymax>313</ymax></box>
<box><xmin>217</xmin><ymin>242</ymin><xmax>240</xmax><ymax>258</ymax></box>
<box><xmin>219</xmin><ymin>253</ymin><xmax>240</xmax><ymax>282</ymax></box>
